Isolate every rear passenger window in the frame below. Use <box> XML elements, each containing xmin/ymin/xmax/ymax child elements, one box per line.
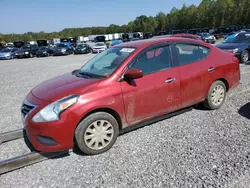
<box><xmin>175</xmin><ymin>43</ymin><xmax>210</xmax><ymax>65</ymax></box>
<box><xmin>130</xmin><ymin>46</ymin><xmax>172</xmax><ymax>75</ymax></box>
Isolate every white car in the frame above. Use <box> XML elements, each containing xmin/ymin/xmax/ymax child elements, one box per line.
<box><xmin>92</xmin><ymin>42</ymin><xmax>107</xmax><ymax>53</ymax></box>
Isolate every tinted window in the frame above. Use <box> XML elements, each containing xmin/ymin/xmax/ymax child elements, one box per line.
<box><xmin>176</xmin><ymin>43</ymin><xmax>210</xmax><ymax>65</ymax></box>
<box><xmin>130</xmin><ymin>46</ymin><xmax>172</xmax><ymax>75</ymax></box>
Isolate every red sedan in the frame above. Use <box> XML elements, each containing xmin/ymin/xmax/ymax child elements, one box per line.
<box><xmin>22</xmin><ymin>37</ymin><xmax>240</xmax><ymax>155</ymax></box>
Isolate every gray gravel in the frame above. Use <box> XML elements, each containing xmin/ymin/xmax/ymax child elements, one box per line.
<box><xmin>0</xmin><ymin>54</ymin><xmax>250</xmax><ymax>188</ymax></box>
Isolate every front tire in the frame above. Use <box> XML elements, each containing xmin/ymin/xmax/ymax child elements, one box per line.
<box><xmin>75</xmin><ymin>112</ymin><xmax>119</xmax><ymax>155</ymax></box>
<box><xmin>202</xmin><ymin>80</ymin><xmax>227</xmax><ymax>110</ymax></box>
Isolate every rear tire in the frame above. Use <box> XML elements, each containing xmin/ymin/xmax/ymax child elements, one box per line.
<box><xmin>75</xmin><ymin>112</ymin><xmax>119</xmax><ymax>155</ymax></box>
<box><xmin>202</xmin><ymin>80</ymin><xmax>227</xmax><ymax>110</ymax></box>
<box><xmin>241</xmin><ymin>50</ymin><xmax>249</xmax><ymax>63</ymax></box>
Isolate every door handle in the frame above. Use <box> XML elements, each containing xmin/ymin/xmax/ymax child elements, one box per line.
<box><xmin>208</xmin><ymin>67</ymin><xmax>216</xmax><ymax>72</ymax></box>
<box><xmin>165</xmin><ymin>78</ymin><xmax>176</xmax><ymax>83</ymax></box>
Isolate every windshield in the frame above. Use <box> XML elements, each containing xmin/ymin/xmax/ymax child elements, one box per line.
<box><xmin>223</xmin><ymin>33</ymin><xmax>250</xmax><ymax>43</ymax></box>
<box><xmin>21</xmin><ymin>45</ymin><xmax>30</xmax><ymax>49</ymax></box>
<box><xmin>77</xmin><ymin>44</ymin><xmax>87</xmax><ymax>48</ymax></box>
<box><xmin>201</xmin><ymin>33</ymin><xmax>210</xmax><ymax>37</ymax></box>
<box><xmin>56</xmin><ymin>43</ymin><xmax>67</xmax><ymax>48</ymax></box>
<box><xmin>78</xmin><ymin>47</ymin><xmax>135</xmax><ymax>78</ymax></box>
<box><xmin>39</xmin><ymin>47</ymin><xmax>48</xmax><ymax>50</ymax></box>
<box><xmin>95</xmin><ymin>42</ymin><xmax>105</xmax><ymax>46</ymax></box>
<box><xmin>1</xmin><ymin>48</ymin><xmax>12</xmax><ymax>52</ymax></box>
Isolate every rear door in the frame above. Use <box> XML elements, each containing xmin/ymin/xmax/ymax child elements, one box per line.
<box><xmin>173</xmin><ymin>42</ymin><xmax>214</xmax><ymax>107</ymax></box>
<box><xmin>121</xmin><ymin>43</ymin><xmax>181</xmax><ymax>125</ymax></box>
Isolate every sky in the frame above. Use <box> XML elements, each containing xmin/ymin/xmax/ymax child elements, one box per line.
<box><xmin>1</xmin><ymin>0</ymin><xmax>201</xmax><ymax>34</ymax></box>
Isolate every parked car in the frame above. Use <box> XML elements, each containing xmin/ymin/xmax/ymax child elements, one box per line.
<box><xmin>198</xmin><ymin>33</ymin><xmax>216</xmax><ymax>44</ymax></box>
<box><xmin>110</xmin><ymin>39</ymin><xmax>123</xmax><ymax>46</ymax></box>
<box><xmin>74</xmin><ymin>43</ymin><xmax>92</xmax><ymax>54</ymax></box>
<box><xmin>15</xmin><ymin>44</ymin><xmax>39</xmax><ymax>58</ymax></box>
<box><xmin>216</xmin><ymin>31</ymin><xmax>250</xmax><ymax>63</ymax></box>
<box><xmin>21</xmin><ymin>37</ymin><xmax>240</xmax><ymax>155</ymax></box>
<box><xmin>53</xmin><ymin>42</ymin><xmax>73</xmax><ymax>56</ymax></box>
<box><xmin>224</xmin><ymin>32</ymin><xmax>237</xmax><ymax>40</ymax></box>
<box><xmin>0</xmin><ymin>47</ymin><xmax>19</xmax><ymax>60</ymax></box>
<box><xmin>13</xmin><ymin>41</ymin><xmax>26</xmax><ymax>49</ymax></box>
<box><xmin>171</xmin><ymin>33</ymin><xmax>201</xmax><ymax>40</ymax></box>
<box><xmin>36</xmin><ymin>46</ymin><xmax>54</xmax><ymax>57</ymax></box>
<box><xmin>92</xmin><ymin>42</ymin><xmax>107</xmax><ymax>53</ymax></box>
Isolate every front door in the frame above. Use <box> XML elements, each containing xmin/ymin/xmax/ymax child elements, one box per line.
<box><xmin>120</xmin><ymin>44</ymin><xmax>181</xmax><ymax>125</ymax></box>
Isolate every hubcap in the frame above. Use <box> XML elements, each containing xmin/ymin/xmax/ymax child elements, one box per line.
<box><xmin>84</xmin><ymin>120</ymin><xmax>114</xmax><ymax>150</ymax></box>
<box><xmin>242</xmin><ymin>51</ymin><xmax>249</xmax><ymax>62</ymax></box>
<box><xmin>211</xmin><ymin>85</ymin><xmax>225</xmax><ymax>106</ymax></box>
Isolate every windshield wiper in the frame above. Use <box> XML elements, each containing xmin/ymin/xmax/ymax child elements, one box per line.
<box><xmin>78</xmin><ymin>71</ymin><xmax>106</xmax><ymax>78</ymax></box>
<box><xmin>78</xmin><ymin>71</ymin><xmax>93</xmax><ymax>78</ymax></box>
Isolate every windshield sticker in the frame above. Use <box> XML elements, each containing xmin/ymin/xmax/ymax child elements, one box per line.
<box><xmin>120</xmin><ymin>48</ymin><xmax>135</xmax><ymax>53</ymax></box>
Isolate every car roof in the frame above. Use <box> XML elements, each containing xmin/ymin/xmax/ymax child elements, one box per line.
<box><xmin>114</xmin><ymin>37</ymin><xmax>207</xmax><ymax>49</ymax></box>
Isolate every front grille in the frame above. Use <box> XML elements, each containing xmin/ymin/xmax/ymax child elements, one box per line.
<box><xmin>21</xmin><ymin>99</ymin><xmax>37</xmax><ymax>119</ymax></box>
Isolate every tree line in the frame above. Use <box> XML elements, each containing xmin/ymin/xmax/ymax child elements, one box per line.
<box><xmin>1</xmin><ymin>0</ymin><xmax>250</xmax><ymax>42</ymax></box>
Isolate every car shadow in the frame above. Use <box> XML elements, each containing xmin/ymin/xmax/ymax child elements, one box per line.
<box><xmin>238</xmin><ymin>102</ymin><xmax>250</xmax><ymax>119</ymax></box>
<box><xmin>73</xmin><ymin>106</ymin><xmax>194</xmax><ymax>156</ymax></box>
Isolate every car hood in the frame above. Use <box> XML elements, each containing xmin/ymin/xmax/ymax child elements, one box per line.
<box><xmin>76</xmin><ymin>47</ymin><xmax>86</xmax><ymax>50</ymax></box>
<box><xmin>54</xmin><ymin>47</ymin><xmax>67</xmax><ymax>50</ymax></box>
<box><xmin>216</xmin><ymin>42</ymin><xmax>249</xmax><ymax>49</ymax></box>
<box><xmin>18</xmin><ymin>49</ymin><xmax>30</xmax><ymax>52</ymax></box>
<box><xmin>37</xmin><ymin>49</ymin><xmax>47</xmax><ymax>52</ymax></box>
<box><xmin>0</xmin><ymin>52</ymin><xmax>10</xmax><ymax>56</ymax></box>
<box><xmin>31</xmin><ymin>72</ymin><xmax>100</xmax><ymax>102</ymax></box>
<box><xmin>93</xmin><ymin>46</ymin><xmax>105</xmax><ymax>48</ymax></box>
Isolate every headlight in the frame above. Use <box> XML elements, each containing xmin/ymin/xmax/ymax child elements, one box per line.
<box><xmin>233</xmin><ymin>48</ymin><xmax>238</xmax><ymax>54</ymax></box>
<box><xmin>61</xmin><ymin>49</ymin><xmax>66</xmax><ymax>52</ymax></box>
<box><xmin>32</xmin><ymin>95</ymin><xmax>79</xmax><ymax>123</ymax></box>
<box><xmin>4</xmin><ymin>53</ymin><xmax>10</xmax><ymax>57</ymax></box>
<box><xmin>25</xmin><ymin>52</ymin><xmax>29</xmax><ymax>54</ymax></box>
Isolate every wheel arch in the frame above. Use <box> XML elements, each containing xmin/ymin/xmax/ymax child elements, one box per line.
<box><xmin>76</xmin><ymin>107</ymin><xmax>123</xmax><ymax>131</ymax></box>
<box><xmin>216</xmin><ymin>78</ymin><xmax>229</xmax><ymax>91</ymax></box>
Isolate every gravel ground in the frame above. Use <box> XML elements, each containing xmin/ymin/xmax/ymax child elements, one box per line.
<box><xmin>0</xmin><ymin>53</ymin><xmax>250</xmax><ymax>188</ymax></box>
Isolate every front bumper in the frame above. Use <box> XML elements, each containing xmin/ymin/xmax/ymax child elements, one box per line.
<box><xmin>74</xmin><ymin>50</ymin><xmax>88</xmax><ymax>54</ymax></box>
<box><xmin>203</xmin><ymin>38</ymin><xmax>216</xmax><ymax>43</ymax></box>
<box><xmin>36</xmin><ymin>52</ymin><xmax>49</xmax><ymax>57</ymax></box>
<box><xmin>92</xmin><ymin>49</ymin><xmax>105</xmax><ymax>53</ymax></box>
<box><xmin>16</xmin><ymin>53</ymin><xmax>30</xmax><ymax>58</ymax></box>
<box><xmin>53</xmin><ymin>51</ymin><xmax>68</xmax><ymax>56</ymax></box>
<box><xmin>22</xmin><ymin>92</ymin><xmax>80</xmax><ymax>152</ymax></box>
<box><xmin>0</xmin><ymin>56</ymin><xmax>12</xmax><ymax>60</ymax></box>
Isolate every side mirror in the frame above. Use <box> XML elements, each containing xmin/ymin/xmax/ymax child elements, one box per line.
<box><xmin>124</xmin><ymin>68</ymin><xmax>143</xmax><ymax>80</ymax></box>
<box><xmin>72</xmin><ymin>69</ymin><xmax>79</xmax><ymax>74</ymax></box>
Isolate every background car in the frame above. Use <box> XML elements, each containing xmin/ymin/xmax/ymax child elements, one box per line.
<box><xmin>197</xmin><ymin>33</ymin><xmax>216</xmax><ymax>43</ymax></box>
<box><xmin>0</xmin><ymin>47</ymin><xmax>19</xmax><ymax>60</ymax></box>
<box><xmin>36</xmin><ymin>46</ymin><xmax>54</xmax><ymax>57</ymax></box>
<box><xmin>74</xmin><ymin>43</ymin><xmax>92</xmax><ymax>54</ymax></box>
<box><xmin>224</xmin><ymin>31</ymin><xmax>237</xmax><ymax>39</ymax></box>
<box><xmin>110</xmin><ymin>39</ymin><xmax>123</xmax><ymax>46</ymax></box>
<box><xmin>15</xmin><ymin>44</ymin><xmax>39</xmax><ymax>58</ymax></box>
<box><xmin>171</xmin><ymin>33</ymin><xmax>201</xmax><ymax>40</ymax></box>
<box><xmin>216</xmin><ymin>32</ymin><xmax>250</xmax><ymax>63</ymax></box>
<box><xmin>92</xmin><ymin>42</ymin><xmax>107</xmax><ymax>53</ymax></box>
<box><xmin>53</xmin><ymin>42</ymin><xmax>73</xmax><ymax>56</ymax></box>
